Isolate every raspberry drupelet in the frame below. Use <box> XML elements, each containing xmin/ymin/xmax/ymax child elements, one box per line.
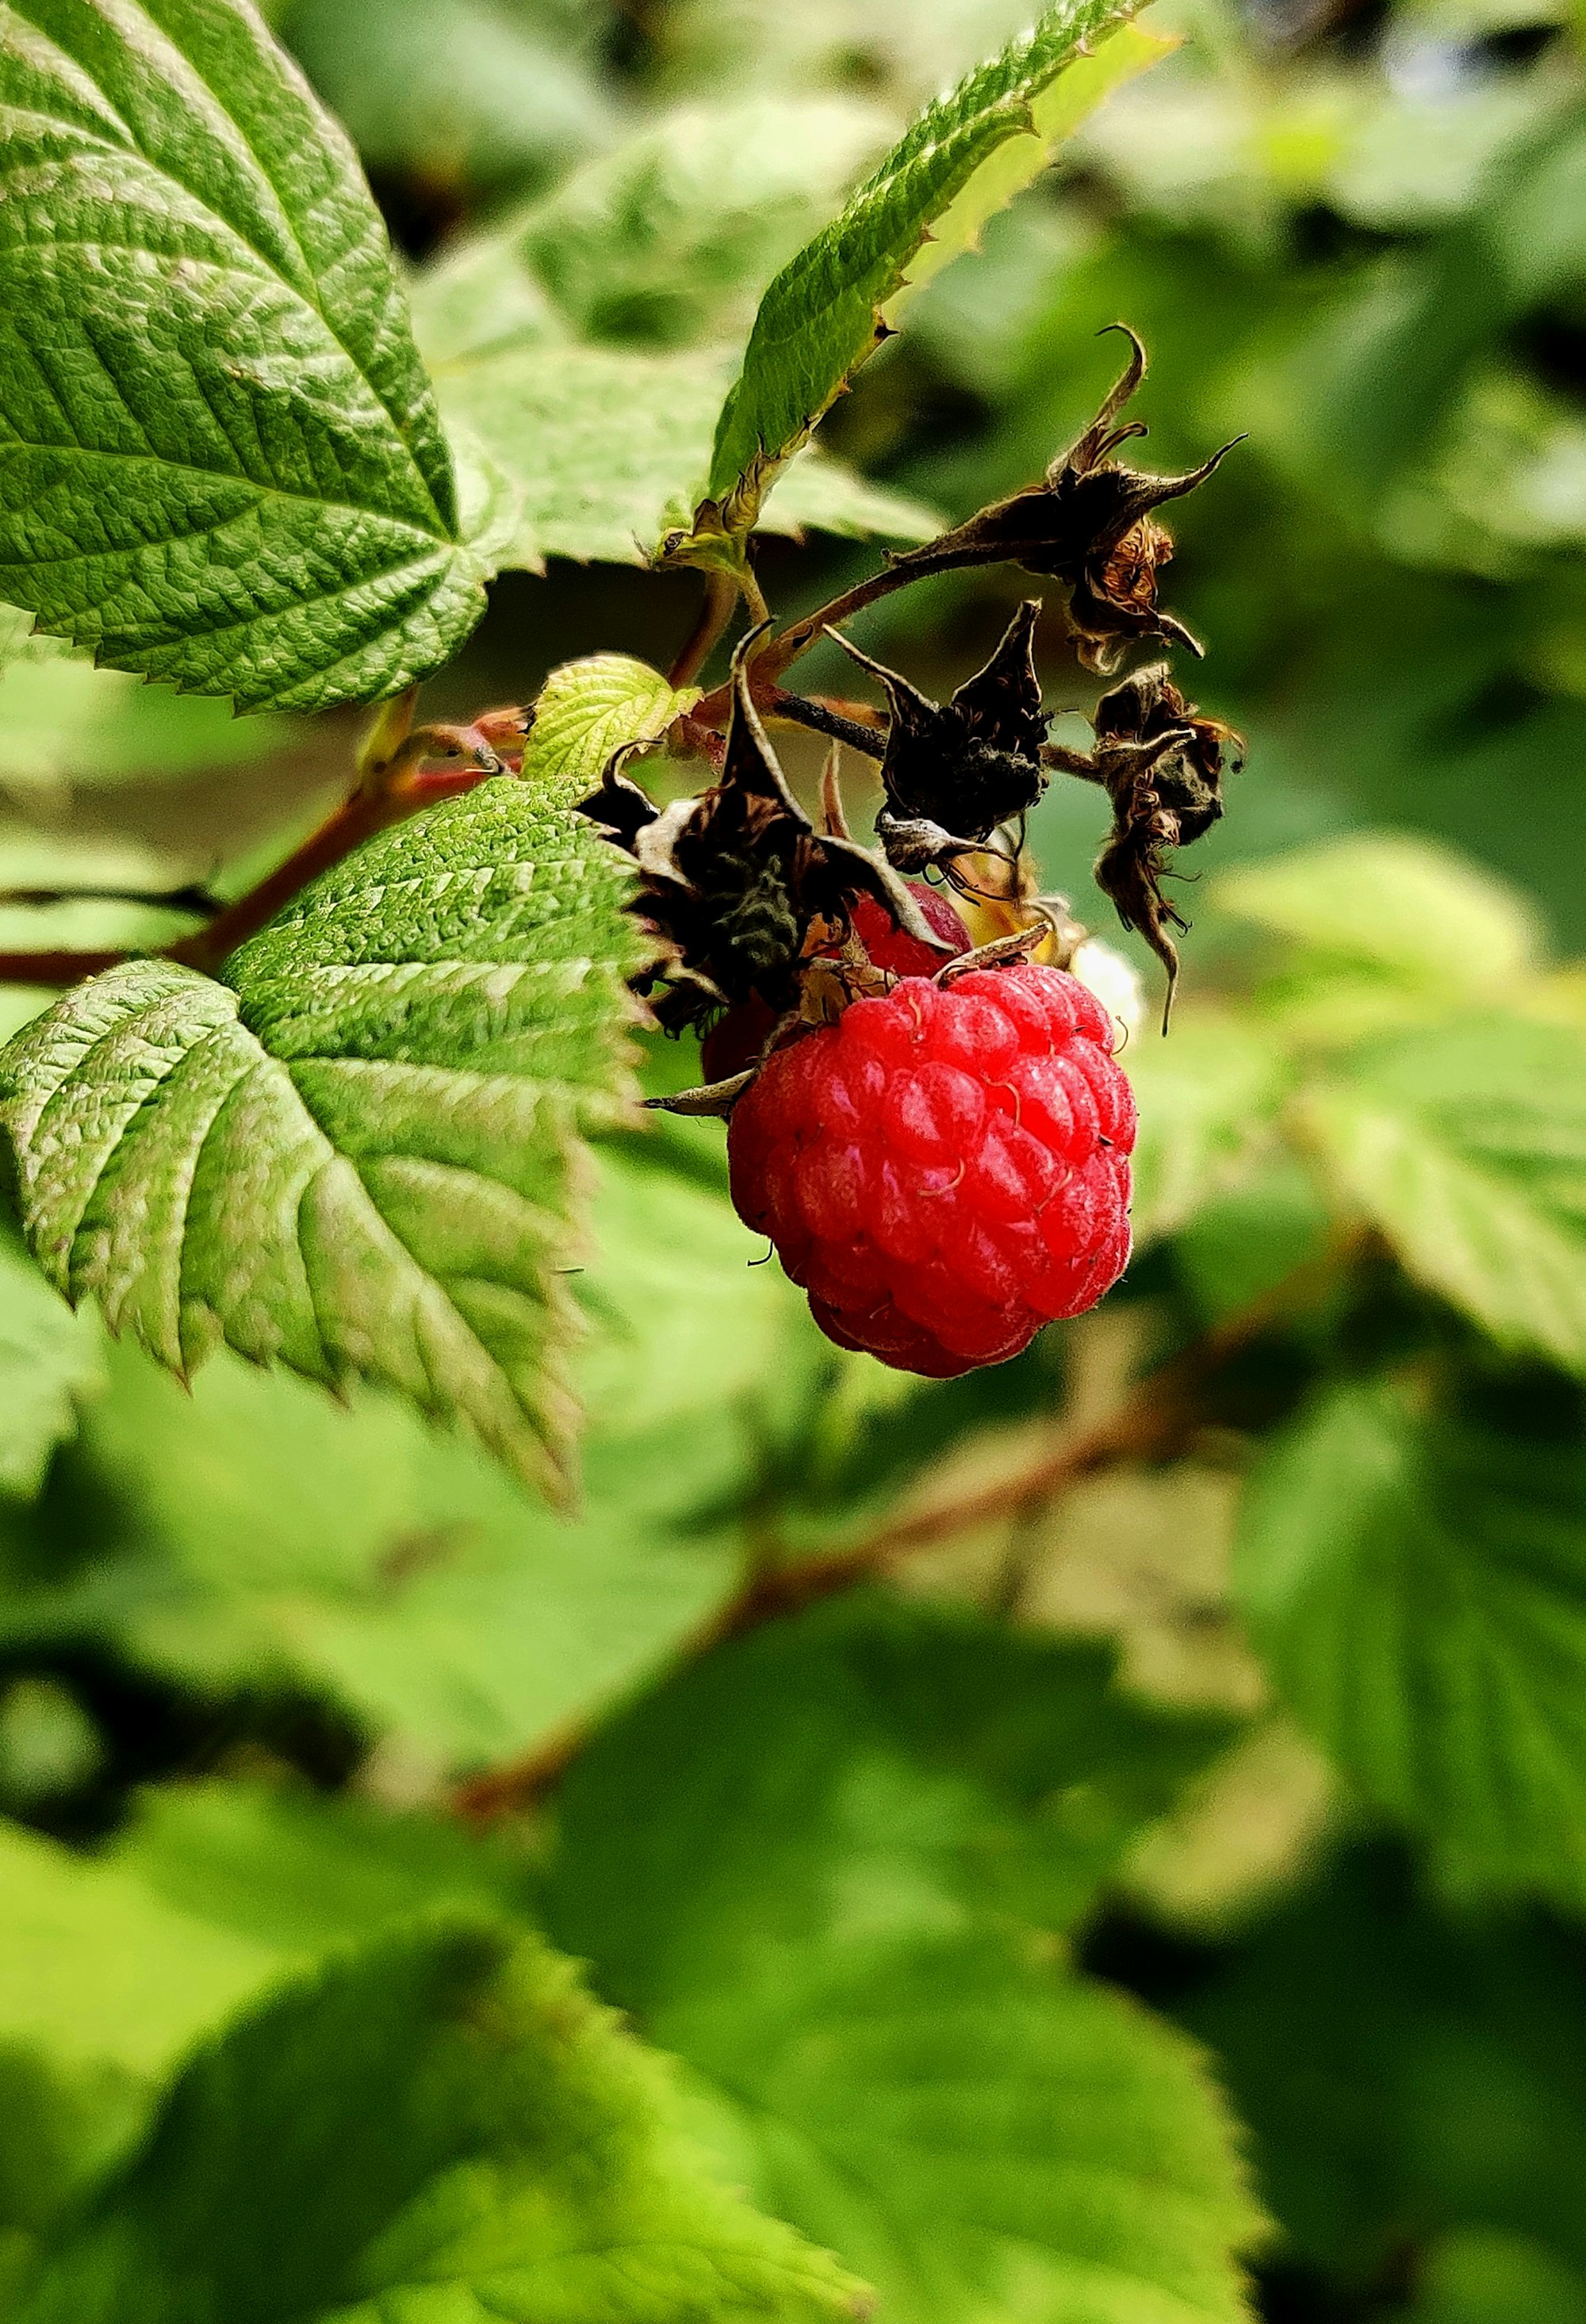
<box><xmin>727</xmin><ymin>962</ymin><xmax>1136</xmax><ymax>1378</ymax></box>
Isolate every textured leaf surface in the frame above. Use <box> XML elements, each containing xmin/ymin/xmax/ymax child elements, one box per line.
<box><xmin>0</xmin><ymin>778</ymin><xmax>653</xmax><ymax>1494</ymax></box>
<box><xmin>700</xmin><ymin>1</ymin><xmax>1164</xmax><ymax>535</ymax></box>
<box><xmin>549</xmin><ymin>1594</ymin><xmax>1235</xmax><ymax>1979</ymax></box>
<box><xmin>523</xmin><ymin>651</ymin><xmax>703</xmax><ymax>789</ymax></box>
<box><xmin>1236</xmin><ymin>1379</ymin><xmax>1586</xmax><ymax>1908</ymax></box>
<box><xmin>13</xmin><ymin>1916</ymin><xmax>868</xmax><ymax>2324</ymax></box>
<box><xmin>654</xmin><ymin>1930</ymin><xmax>1256</xmax><ymax>2324</ymax></box>
<box><xmin>546</xmin><ymin>1597</ymin><xmax>1259</xmax><ymax>2324</ymax></box>
<box><xmin>0</xmin><ymin>0</ymin><xmax>487</xmax><ymax>708</ymax></box>
<box><xmin>0</xmin><ymin>1152</ymin><xmax>796</xmax><ymax>1768</ymax></box>
<box><xmin>1302</xmin><ymin>1014</ymin><xmax>1586</xmax><ymax>1372</ymax></box>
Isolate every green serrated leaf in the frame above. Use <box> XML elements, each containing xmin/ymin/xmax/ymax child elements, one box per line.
<box><xmin>1301</xmin><ymin>1014</ymin><xmax>1586</xmax><ymax>1373</ymax></box>
<box><xmin>1235</xmin><ymin>1378</ymin><xmax>1586</xmax><ymax>1910</ymax></box>
<box><xmin>414</xmin><ymin>94</ymin><xmax>948</xmax><ymax>568</ymax></box>
<box><xmin>13</xmin><ymin>1915</ymin><xmax>869</xmax><ymax>2324</ymax></box>
<box><xmin>523</xmin><ymin>651</ymin><xmax>703</xmax><ymax>786</ymax></box>
<box><xmin>660</xmin><ymin>1928</ymin><xmax>1258</xmax><ymax>2324</ymax></box>
<box><xmin>1124</xmin><ymin>1011</ymin><xmax>1293</xmax><ymax>1248</ymax></box>
<box><xmin>695</xmin><ymin>2</ymin><xmax>1169</xmax><ymax>541</ymax></box>
<box><xmin>0</xmin><ymin>0</ymin><xmax>488</xmax><ymax>710</ymax></box>
<box><xmin>544</xmin><ymin>1598</ymin><xmax>1258</xmax><ymax>2324</ymax></box>
<box><xmin>0</xmin><ymin>778</ymin><xmax>653</xmax><ymax>1495</ymax></box>
<box><xmin>547</xmin><ymin>1594</ymin><xmax>1236</xmax><ymax>1978</ymax></box>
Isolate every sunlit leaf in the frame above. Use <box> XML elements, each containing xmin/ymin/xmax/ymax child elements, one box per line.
<box><xmin>12</xmin><ymin>1914</ymin><xmax>868</xmax><ymax>2324</ymax></box>
<box><xmin>1125</xmin><ymin>1011</ymin><xmax>1293</xmax><ymax>1248</ymax></box>
<box><xmin>0</xmin><ymin>779</ymin><xmax>653</xmax><ymax>1496</ymax></box>
<box><xmin>1303</xmin><ymin>1014</ymin><xmax>1586</xmax><ymax>1372</ymax></box>
<box><xmin>544</xmin><ymin>1596</ymin><xmax>1259</xmax><ymax>2324</ymax></box>
<box><xmin>0</xmin><ymin>0</ymin><xmax>487</xmax><ymax>708</ymax></box>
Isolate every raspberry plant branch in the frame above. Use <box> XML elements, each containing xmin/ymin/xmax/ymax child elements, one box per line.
<box><xmin>451</xmin><ymin>1233</ymin><xmax>1361</xmax><ymax>1824</ymax></box>
<box><xmin>667</xmin><ymin>568</ymin><xmax>741</xmax><ymax>688</ymax></box>
<box><xmin>0</xmin><ymin>709</ymin><xmax>521</xmax><ymax>989</ymax></box>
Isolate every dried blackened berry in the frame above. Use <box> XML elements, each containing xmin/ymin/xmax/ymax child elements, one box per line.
<box><xmin>580</xmin><ymin>632</ymin><xmax>952</xmax><ymax>1031</ymax></box>
<box><xmin>869</xmin><ymin>328</ymin><xmax>1239</xmax><ymax>675</ymax></box>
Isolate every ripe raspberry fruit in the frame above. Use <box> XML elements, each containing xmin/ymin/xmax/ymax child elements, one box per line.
<box><xmin>700</xmin><ymin>884</ymin><xmax>971</xmax><ymax>1083</ymax></box>
<box><xmin>728</xmin><ymin>962</ymin><xmax>1136</xmax><ymax>1377</ymax></box>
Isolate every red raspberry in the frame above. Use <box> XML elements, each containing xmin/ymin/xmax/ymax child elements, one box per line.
<box><xmin>700</xmin><ymin>885</ymin><xmax>971</xmax><ymax>1082</ymax></box>
<box><xmin>728</xmin><ymin>963</ymin><xmax>1136</xmax><ymax>1377</ymax></box>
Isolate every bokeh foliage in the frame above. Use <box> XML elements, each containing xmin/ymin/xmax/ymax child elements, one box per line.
<box><xmin>3</xmin><ymin>0</ymin><xmax>1586</xmax><ymax>2319</ymax></box>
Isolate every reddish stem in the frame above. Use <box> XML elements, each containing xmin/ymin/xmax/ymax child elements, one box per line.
<box><xmin>0</xmin><ymin>948</ymin><xmax>132</xmax><ymax>988</ymax></box>
<box><xmin>0</xmin><ymin>754</ymin><xmax>495</xmax><ymax>991</ymax></box>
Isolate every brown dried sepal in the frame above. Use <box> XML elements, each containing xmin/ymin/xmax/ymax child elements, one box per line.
<box><xmin>879</xmin><ymin>327</ymin><xmax>1239</xmax><ymax>676</ymax></box>
<box><xmin>1046</xmin><ymin>662</ymin><xmax>1243</xmax><ymax>1022</ymax></box>
<box><xmin>829</xmin><ymin>600</ymin><xmax>1051</xmax><ymax>870</ymax></box>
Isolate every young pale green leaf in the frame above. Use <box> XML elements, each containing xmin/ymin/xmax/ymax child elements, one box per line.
<box><xmin>13</xmin><ymin>1916</ymin><xmax>869</xmax><ymax>2324</ymax></box>
<box><xmin>0</xmin><ymin>777</ymin><xmax>654</xmax><ymax>1497</ymax></box>
<box><xmin>431</xmin><ymin>339</ymin><xmax>943</xmax><ymax>570</ymax></box>
<box><xmin>522</xmin><ymin>651</ymin><xmax>704</xmax><ymax>788</ymax></box>
<box><xmin>693</xmin><ymin>1</ymin><xmax>1169</xmax><ymax>543</ymax></box>
<box><xmin>1302</xmin><ymin>1014</ymin><xmax>1586</xmax><ymax>1373</ymax></box>
<box><xmin>544</xmin><ymin>1598</ymin><xmax>1257</xmax><ymax>2324</ymax></box>
<box><xmin>0</xmin><ymin>0</ymin><xmax>488</xmax><ymax>710</ymax></box>
<box><xmin>1124</xmin><ymin>1012</ymin><xmax>1293</xmax><ymax>1248</ymax></box>
<box><xmin>1236</xmin><ymin>1379</ymin><xmax>1586</xmax><ymax>1910</ymax></box>
<box><xmin>0</xmin><ymin>1231</ymin><xmax>103</xmax><ymax>1499</ymax></box>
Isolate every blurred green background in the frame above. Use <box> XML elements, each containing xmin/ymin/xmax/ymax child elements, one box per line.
<box><xmin>6</xmin><ymin>2</ymin><xmax>1586</xmax><ymax>2320</ymax></box>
